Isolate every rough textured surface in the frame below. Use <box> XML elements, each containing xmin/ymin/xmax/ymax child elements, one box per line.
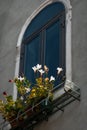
<box><xmin>0</xmin><ymin>0</ymin><xmax>45</xmax><ymax>97</ymax></box>
<box><xmin>0</xmin><ymin>0</ymin><xmax>87</xmax><ymax>129</ymax></box>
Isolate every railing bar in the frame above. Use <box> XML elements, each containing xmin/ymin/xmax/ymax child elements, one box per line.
<box><xmin>0</xmin><ymin>80</ymin><xmax>81</xmax><ymax>129</ymax></box>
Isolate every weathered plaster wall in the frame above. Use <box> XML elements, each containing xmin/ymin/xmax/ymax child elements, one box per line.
<box><xmin>0</xmin><ymin>0</ymin><xmax>87</xmax><ymax>129</ymax></box>
<box><xmin>0</xmin><ymin>0</ymin><xmax>45</xmax><ymax>97</ymax></box>
<box><xmin>0</xmin><ymin>0</ymin><xmax>45</xmax><ymax>123</ymax></box>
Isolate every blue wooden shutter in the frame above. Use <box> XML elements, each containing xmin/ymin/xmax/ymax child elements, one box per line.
<box><xmin>20</xmin><ymin>2</ymin><xmax>65</xmax><ymax>86</ymax></box>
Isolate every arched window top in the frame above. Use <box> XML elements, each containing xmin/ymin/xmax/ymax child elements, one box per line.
<box><xmin>23</xmin><ymin>2</ymin><xmax>65</xmax><ymax>39</ymax></box>
<box><xmin>20</xmin><ymin>2</ymin><xmax>65</xmax><ymax>85</ymax></box>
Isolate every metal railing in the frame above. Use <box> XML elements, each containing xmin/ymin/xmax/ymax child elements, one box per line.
<box><xmin>0</xmin><ymin>80</ymin><xmax>81</xmax><ymax>130</ymax></box>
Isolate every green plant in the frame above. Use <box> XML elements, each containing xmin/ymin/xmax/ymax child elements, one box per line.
<box><xmin>0</xmin><ymin>64</ymin><xmax>63</xmax><ymax>122</ymax></box>
<box><xmin>0</xmin><ymin>92</ymin><xmax>24</xmax><ymax>120</ymax></box>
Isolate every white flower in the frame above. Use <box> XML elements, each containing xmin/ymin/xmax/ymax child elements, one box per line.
<box><xmin>57</xmin><ymin>67</ymin><xmax>63</xmax><ymax>74</ymax></box>
<box><xmin>50</xmin><ymin>76</ymin><xmax>55</xmax><ymax>81</ymax></box>
<box><xmin>32</xmin><ymin>64</ymin><xmax>42</xmax><ymax>72</ymax></box>
<box><xmin>18</xmin><ymin>76</ymin><xmax>24</xmax><ymax>81</ymax></box>
<box><xmin>44</xmin><ymin>65</ymin><xmax>49</xmax><ymax>72</ymax></box>
<box><xmin>39</xmin><ymin>69</ymin><xmax>45</xmax><ymax>75</ymax></box>
<box><xmin>36</xmin><ymin>64</ymin><xmax>42</xmax><ymax>70</ymax></box>
<box><xmin>24</xmin><ymin>101</ymin><xmax>27</xmax><ymax>104</ymax></box>
<box><xmin>32</xmin><ymin>66</ymin><xmax>37</xmax><ymax>72</ymax></box>
<box><xmin>25</xmin><ymin>88</ymin><xmax>31</xmax><ymax>93</ymax></box>
<box><xmin>20</xmin><ymin>96</ymin><xmax>24</xmax><ymax>100</ymax></box>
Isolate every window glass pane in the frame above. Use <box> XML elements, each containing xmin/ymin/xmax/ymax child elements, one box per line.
<box><xmin>24</xmin><ymin>35</ymin><xmax>40</xmax><ymax>82</ymax></box>
<box><xmin>45</xmin><ymin>20</ymin><xmax>62</xmax><ymax>85</ymax></box>
<box><xmin>45</xmin><ymin>21</ymin><xmax>59</xmax><ymax>74</ymax></box>
<box><xmin>21</xmin><ymin>3</ymin><xmax>66</xmax><ymax>87</ymax></box>
<box><xmin>24</xmin><ymin>2</ymin><xmax>65</xmax><ymax>39</ymax></box>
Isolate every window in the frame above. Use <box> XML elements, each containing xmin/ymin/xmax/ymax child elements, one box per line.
<box><xmin>19</xmin><ymin>2</ymin><xmax>66</xmax><ymax>86</ymax></box>
<box><xmin>14</xmin><ymin>0</ymin><xmax>72</xmax><ymax>100</ymax></box>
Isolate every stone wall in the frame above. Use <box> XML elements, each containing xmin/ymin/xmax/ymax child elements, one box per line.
<box><xmin>0</xmin><ymin>0</ymin><xmax>87</xmax><ymax>129</ymax></box>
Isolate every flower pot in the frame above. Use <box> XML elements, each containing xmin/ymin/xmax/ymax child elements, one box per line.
<box><xmin>24</xmin><ymin>106</ymin><xmax>34</xmax><ymax>117</ymax></box>
<box><xmin>8</xmin><ymin>117</ymin><xmax>18</xmax><ymax>129</ymax></box>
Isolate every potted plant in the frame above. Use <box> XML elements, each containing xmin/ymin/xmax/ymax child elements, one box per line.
<box><xmin>0</xmin><ymin>64</ymin><xmax>63</xmax><ymax>129</ymax></box>
<box><xmin>0</xmin><ymin>92</ymin><xmax>25</xmax><ymax>128</ymax></box>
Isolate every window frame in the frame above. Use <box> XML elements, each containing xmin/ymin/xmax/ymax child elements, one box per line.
<box><xmin>14</xmin><ymin>0</ymin><xmax>72</xmax><ymax>100</ymax></box>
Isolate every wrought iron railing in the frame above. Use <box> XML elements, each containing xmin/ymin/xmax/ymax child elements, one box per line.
<box><xmin>0</xmin><ymin>80</ymin><xmax>81</xmax><ymax>130</ymax></box>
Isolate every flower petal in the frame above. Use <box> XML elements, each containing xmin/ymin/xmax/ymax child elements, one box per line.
<box><xmin>50</xmin><ymin>76</ymin><xmax>55</xmax><ymax>81</ymax></box>
<box><xmin>8</xmin><ymin>80</ymin><xmax>14</xmax><ymax>83</ymax></box>
<box><xmin>44</xmin><ymin>65</ymin><xmax>49</xmax><ymax>72</ymax></box>
<box><xmin>25</xmin><ymin>88</ymin><xmax>31</xmax><ymax>93</ymax></box>
<box><xmin>39</xmin><ymin>69</ymin><xmax>45</xmax><ymax>75</ymax></box>
<box><xmin>18</xmin><ymin>76</ymin><xmax>24</xmax><ymax>81</ymax></box>
<box><xmin>32</xmin><ymin>66</ymin><xmax>37</xmax><ymax>72</ymax></box>
<box><xmin>57</xmin><ymin>67</ymin><xmax>63</xmax><ymax>74</ymax></box>
<box><xmin>3</xmin><ymin>91</ymin><xmax>7</xmax><ymax>96</ymax></box>
<box><xmin>36</xmin><ymin>64</ymin><xmax>42</xmax><ymax>70</ymax></box>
